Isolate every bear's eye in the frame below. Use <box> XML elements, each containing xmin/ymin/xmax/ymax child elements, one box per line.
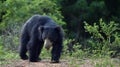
<box><xmin>54</xmin><ymin>26</ymin><xmax>60</xmax><ymax>32</ymax></box>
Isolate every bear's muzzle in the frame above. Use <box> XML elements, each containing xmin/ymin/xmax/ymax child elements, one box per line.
<box><xmin>44</xmin><ymin>38</ymin><xmax>52</xmax><ymax>50</ymax></box>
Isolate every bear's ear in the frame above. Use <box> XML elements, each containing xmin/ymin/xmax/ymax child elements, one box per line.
<box><xmin>55</xmin><ymin>26</ymin><xmax>61</xmax><ymax>32</ymax></box>
<box><xmin>38</xmin><ymin>26</ymin><xmax>44</xmax><ymax>32</ymax></box>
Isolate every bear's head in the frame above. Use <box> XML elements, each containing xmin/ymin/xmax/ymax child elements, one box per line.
<box><xmin>38</xmin><ymin>26</ymin><xmax>61</xmax><ymax>50</ymax></box>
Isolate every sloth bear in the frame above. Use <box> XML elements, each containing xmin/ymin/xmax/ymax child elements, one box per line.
<box><xmin>19</xmin><ymin>15</ymin><xmax>64</xmax><ymax>63</ymax></box>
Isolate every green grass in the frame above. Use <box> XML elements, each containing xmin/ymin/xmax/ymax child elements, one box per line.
<box><xmin>66</xmin><ymin>57</ymin><xmax>120</xmax><ymax>67</ymax></box>
<box><xmin>0</xmin><ymin>51</ymin><xmax>19</xmax><ymax>65</ymax></box>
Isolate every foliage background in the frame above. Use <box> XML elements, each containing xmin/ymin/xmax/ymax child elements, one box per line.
<box><xmin>0</xmin><ymin>0</ymin><xmax>120</xmax><ymax>64</ymax></box>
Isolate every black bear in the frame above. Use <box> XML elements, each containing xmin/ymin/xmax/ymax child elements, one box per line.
<box><xmin>19</xmin><ymin>15</ymin><xmax>64</xmax><ymax>63</ymax></box>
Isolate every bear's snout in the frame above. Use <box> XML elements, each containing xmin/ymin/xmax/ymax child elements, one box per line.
<box><xmin>44</xmin><ymin>38</ymin><xmax>52</xmax><ymax>50</ymax></box>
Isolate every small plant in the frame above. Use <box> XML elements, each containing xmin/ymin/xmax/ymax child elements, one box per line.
<box><xmin>94</xmin><ymin>58</ymin><xmax>114</xmax><ymax>67</ymax></box>
<box><xmin>40</xmin><ymin>47</ymin><xmax>51</xmax><ymax>59</ymax></box>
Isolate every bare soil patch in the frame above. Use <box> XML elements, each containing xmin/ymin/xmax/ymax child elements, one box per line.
<box><xmin>1</xmin><ymin>58</ymin><xmax>119</xmax><ymax>67</ymax></box>
<box><xmin>1</xmin><ymin>59</ymin><xmax>69</xmax><ymax>67</ymax></box>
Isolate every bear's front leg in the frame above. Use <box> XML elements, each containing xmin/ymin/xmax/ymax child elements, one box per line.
<box><xmin>28</xmin><ymin>41</ymin><xmax>40</xmax><ymax>62</ymax></box>
<box><xmin>51</xmin><ymin>44</ymin><xmax>63</xmax><ymax>63</ymax></box>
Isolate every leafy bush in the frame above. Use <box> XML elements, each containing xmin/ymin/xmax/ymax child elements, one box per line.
<box><xmin>1</xmin><ymin>0</ymin><xmax>65</xmax><ymax>31</ymax></box>
<box><xmin>62</xmin><ymin>39</ymin><xmax>89</xmax><ymax>59</ymax></box>
<box><xmin>0</xmin><ymin>23</ymin><xmax>21</xmax><ymax>51</ymax></box>
<box><xmin>84</xmin><ymin>19</ymin><xmax>120</xmax><ymax>57</ymax></box>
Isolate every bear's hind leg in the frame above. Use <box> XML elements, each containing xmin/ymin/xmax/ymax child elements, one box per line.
<box><xmin>19</xmin><ymin>33</ymin><xmax>29</xmax><ymax>60</ymax></box>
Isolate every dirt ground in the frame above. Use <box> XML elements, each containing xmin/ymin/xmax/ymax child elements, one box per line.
<box><xmin>1</xmin><ymin>59</ymin><xmax>70</xmax><ymax>67</ymax></box>
<box><xmin>1</xmin><ymin>58</ymin><xmax>119</xmax><ymax>67</ymax></box>
<box><xmin>0</xmin><ymin>59</ymin><xmax>93</xmax><ymax>67</ymax></box>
